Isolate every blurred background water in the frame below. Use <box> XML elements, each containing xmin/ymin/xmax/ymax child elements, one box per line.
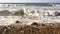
<box><xmin>0</xmin><ymin>3</ymin><xmax>60</xmax><ymax>25</ymax></box>
<box><xmin>0</xmin><ymin>3</ymin><xmax>60</xmax><ymax>10</ymax></box>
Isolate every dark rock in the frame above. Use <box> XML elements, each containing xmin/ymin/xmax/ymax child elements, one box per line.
<box><xmin>16</xmin><ymin>21</ymin><xmax>20</xmax><ymax>23</ymax></box>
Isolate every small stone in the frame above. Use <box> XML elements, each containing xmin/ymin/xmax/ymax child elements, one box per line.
<box><xmin>7</xmin><ymin>27</ymin><xmax>11</xmax><ymax>29</ymax></box>
<box><xmin>4</xmin><ymin>29</ymin><xmax>7</xmax><ymax>32</ymax></box>
<box><xmin>31</xmin><ymin>22</ymin><xmax>38</xmax><ymax>26</ymax></box>
<box><xmin>16</xmin><ymin>21</ymin><xmax>20</xmax><ymax>23</ymax></box>
<box><xmin>21</xmin><ymin>31</ymin><xmax>24</xmax><ymax>33</ymax></box>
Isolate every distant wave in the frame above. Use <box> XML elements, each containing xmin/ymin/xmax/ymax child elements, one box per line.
<box><xmin>0</xmin><ymin>3</ymin><xmax>56</xmax><ymax>6</ymax></box>
<box><xmin>0</xmin><ymin>3</ymin><xmax>60</xmax><ymax>11</ymax></box>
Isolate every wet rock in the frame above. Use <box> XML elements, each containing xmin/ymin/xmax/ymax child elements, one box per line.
<box><xmin>15</xmin><ymin>21</ymin><xmax>20</xmax><ymax>23</ymax></box>
<box><xmin>42</xmin><ymin>24</ymin><xmax>46</xmax><ymax>26</ymax></box>
<box><xmin>31</xmin><ymin>22</ymin><xmax>39</xmax><ymax>27</ymax></box>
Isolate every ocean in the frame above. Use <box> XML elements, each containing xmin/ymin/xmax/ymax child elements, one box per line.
<box><xmin>0</xmin><ymin>3</ymin><xmax>60</xmax><ymax>6</ymax></box>
<box><xmin>0</xmin><ymin>3</ymin><xmax>60</xmax><ymax>11</ymax></box>
<box><xmin>0</xmin><ymin>3</ymin><xmax>54</xmax><ymax>6</ymax></box>
<box><xmin>0</xmin><ymin>3</ymin><xmax>60</xmax><ymax>25</ymax></box>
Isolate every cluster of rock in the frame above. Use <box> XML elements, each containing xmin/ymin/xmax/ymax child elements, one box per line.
<box><xmin>0</xmin><ymin>22</ymin><xmax>60</xmax><ymax>34</ymax></box>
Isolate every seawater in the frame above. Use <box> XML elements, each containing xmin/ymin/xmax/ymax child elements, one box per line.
<box><xmin>0</xmin><ymin>3</ymin><xmax>60</xmax><ymax>10</ymax></box>
<box><xmin>0</xmin><ymin>3</ymin><xmax>60</xmax><ymax>26</ymax></box>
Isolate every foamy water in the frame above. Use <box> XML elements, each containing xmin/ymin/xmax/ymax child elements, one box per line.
<box><xmin>0</xmin><ymin>4</ymin><xmax>60</xmax><ymax>25</ymax></box>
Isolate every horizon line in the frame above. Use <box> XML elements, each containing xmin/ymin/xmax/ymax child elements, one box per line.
<box><xmin>0</xmin><ymin>2</ymin><xmax>60</xmax><ymax>3</ymax></box>
<box><xmin>0</xmin><ymin>2</ymin><xmax>60</xmax><ymax>4</ymax></box>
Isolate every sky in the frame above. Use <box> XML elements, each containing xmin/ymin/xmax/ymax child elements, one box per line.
<box><xmin>0</xmin><ymin>0</ymin><xmax>60</xmax><ymax>3</ymax></box>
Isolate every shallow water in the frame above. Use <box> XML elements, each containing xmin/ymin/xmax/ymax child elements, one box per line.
<box><xmin>0</xmin><ymin>3</ymin><xmax>60</xmax><ymax>25</ymax></box>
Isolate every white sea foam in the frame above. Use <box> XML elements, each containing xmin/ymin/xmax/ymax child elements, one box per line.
<box><xmin>0</xmin><ymin>4</ymin><xmax>60</xmax><ymax>25</ymax></box>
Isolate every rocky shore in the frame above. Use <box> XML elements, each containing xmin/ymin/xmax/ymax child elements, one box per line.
<box><xmin>0</xmin><ymin>23</ymin><xmax>60</xmax><ymax>34</ymax></box>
